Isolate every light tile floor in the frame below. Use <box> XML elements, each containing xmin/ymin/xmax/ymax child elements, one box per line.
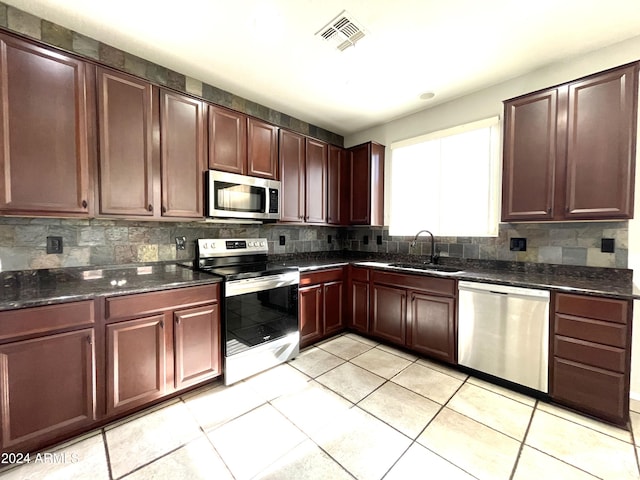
<box><xmin>2</xmin><ymin>333</ymin><xmax>640</xmax><ymax>480</ymax></box>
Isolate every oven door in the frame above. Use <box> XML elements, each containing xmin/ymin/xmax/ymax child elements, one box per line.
<box><xmin>224</xmin><ymin>271</ymin><xmax>299</xmax><ymax>357</ymax></box>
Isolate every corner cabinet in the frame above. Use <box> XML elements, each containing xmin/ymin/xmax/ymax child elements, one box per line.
<box><xmin>0</xmin><ymin>33</ymin><xmax>92</xmax><ymax>216</ymax></box>
<box><xmin>502</xmin><ymin>62</ymin><xmax>638</xmax><ymax>221</ymax></box>
<box><xmin>348</xmin><ymin>142</ymin><xmax>385</xmax><ymax>225</ymax></box>
<box><xmin>551</xmin><ymin>293</ymin><xmax>631</xmax><ymax>426</ymax></box>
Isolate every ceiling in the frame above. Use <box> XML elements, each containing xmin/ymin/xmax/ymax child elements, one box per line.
<box><xmin>5</xmin><ymin>0</ymin><xmax>640</xmax><ymax>136</ymax></box>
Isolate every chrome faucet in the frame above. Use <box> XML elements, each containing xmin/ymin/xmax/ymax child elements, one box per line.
<box><xmin>411</xmin><ymin>229</ymin><xmax>438</xmax><ymax>264</ymax></box>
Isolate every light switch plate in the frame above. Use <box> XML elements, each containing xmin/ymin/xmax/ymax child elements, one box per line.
<box><xmin>510</xmin><ymin>237</ymin><xmax>527</xmax><ymax>251</ymax></box>
<box><xmin>46</xmin><ymin>236</ymin><xmax>63</xmax><ymax>254</ymax></box>
<box><xmin>601</xmin><ymin>238</ymin><xmax>615</xmax><ymax>253</ymax></box>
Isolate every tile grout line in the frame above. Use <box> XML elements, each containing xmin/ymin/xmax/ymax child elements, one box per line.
<box><xmin>101</xmin><ymin>429</ymin><xmax>114</xmax><ymax>480</ymax></box>
<box><xmin>508</xmin><ymin>398</ymin><xmax>537</xmax><ymax>480</ymax></box>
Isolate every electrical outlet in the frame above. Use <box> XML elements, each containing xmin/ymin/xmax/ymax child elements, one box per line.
<box><xmin>279</xmin><ymin>235</ymin><xmax>286</xmax><ymax>246</ymax></box>
<box><xmin>376</xmin><ymin>235</ymin><xmax>383</xmax><ymax>245</ymax></box>
<box><xmin>601</xmin><ymin>238</ymin><xmax>615</xmax><ymax>253</ymax></box>
<box><xmin>175</xmin><ymin>236</ymin><xmax>186</xmax><ymax>251</ymax></box>
<box><xmin>46</xmin><ymin>236</ymin><xmax>63</xmax><ymax>254</ymax></box>
<box><xmin>509</xmin><ymin>237</ymin><xmax>527</xmax><ymax>252</ymax></box>
<box><xmin>363</xmin><ymin>235</ymin><xmax>369</xmax><ymax>245</ymax></box>
<box><xmin>327</xmin><ymin>235</ymin><xmax>332</xmax><ymax>244</ymax></box>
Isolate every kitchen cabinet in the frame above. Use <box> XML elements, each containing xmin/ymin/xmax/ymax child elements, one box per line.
<box><xmin>299</xmin><ymin>268</ymin><xmax>345</xmax><ymax>348</ymax></box>
<box><xmin>0</xmin><ymin>32</ymin><xmax>92</xmax><ymax>217</ymax></box>
<box><xmin>104</xmin><ymin>284</ymin><xmax>220</xmax><ymax>416</ymax></box>
<box><xmin>160</xmin><ymin>90</ymin><xmax>206</xmax><ymax>218</ymax></box>
<box><xmin>327</xmin><ymin>145</ymin><xmax>349</xmax><ymax>225</ymax></box>
<box><xmin>279</xmin><ymin>130</ymin><xmax>329</xmax><ymax>224</ymax></box>
<box><xmin>551</xmin><ymin>293</ymin><xmax>631</xmax><ymax>425</ymax></box>
<box><xmin>97</xmin><ymin>67</ymin><xmax>155</xmax><ymax>217</ymax></box>
<box><xmin>370</xmin><ymin>270</ymin><xmax>457</xmax><ymax>363</ymax></box>
<box><xmin>0</xmin><ymin>301</ymin><xmax>96</xmax><ymax>454</ymax></box>
<box><xmin>348</xmin><ymin>142</ymin><xmax>385</xmax><ymax>226</ymax></box>
<box><xmin>348</xmin><ymin>266</ymin><xmax>370</xmax><ymax>334</ymax></box>
<box><xmin>208</xmin><ymin>106</ymin><xmax>279</xmax><ymax>179</ymax></box>
<box><xmin>502</xmin><ymin>63</ymin><xmax>638</xmax><ymax>221</ymax></box>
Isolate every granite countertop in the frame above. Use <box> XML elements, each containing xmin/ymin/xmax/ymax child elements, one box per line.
<box><xmin>0</xmin><ymin>263</ymin><xmax>221</xmax><ymax>311</ymax></box>
<box><xmin>280</xmin><ymin>255</ymin><xmax>636</xmax><ymax>300</ymax></box>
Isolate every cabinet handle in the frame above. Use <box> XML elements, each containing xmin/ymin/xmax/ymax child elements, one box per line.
<box><xmin>159</xmin><ymin>319</ymin><xmax>164</xmax><ymax>328</ymax></box>
<box><xmin>148</xmin><ymin>204</ymin><xmax>154</xmax><ymax>212</ymax></box>
<box><xmin>86</xmin><ymin>335</ymin><xmax>92</xmax><ymax>345</ymax></box>
<box><xmin>82</xmin><ymin>200</ymin><xmax>88</xmax><ymax>209</ymax></box>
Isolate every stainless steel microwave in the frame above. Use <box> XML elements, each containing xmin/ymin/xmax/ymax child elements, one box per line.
<box><xmin>206</xmin><ymin>170</ymin><xmax>281</xmax><ymax>221</ymax></box>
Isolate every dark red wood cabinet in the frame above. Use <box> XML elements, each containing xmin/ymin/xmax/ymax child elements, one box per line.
<box><xmin>348</xmin><ymin>142</ymin><xmax>385</xmax><ymax>226</ymax></box>
<box><xmin>0</xmin><ymin>301</ymin><xmax>96</xmax><ymax>454</ymax></box>
<box><xmin>348</xmin><ymin>266</ymin><xmax>370</xmax><ymax>334</ymax></box>
<box><xmin>502</xmin><ymin>63</ymin><xmax>638</xmax><ymax>222</ymax></box>
<box><xmin>247</xmin><ymin>118</ymin><xmax>279</xmax><ymax>179</ymax></box>
<box><xmin>0</xmin><ymin>33</ymin><xmax>92</xmax><ymax>216</ymax></box>
<box><xmin>327</xmin><ymin>145</ymin><xmax>349</xmax><ymax>225</ymax></box>
<box><xmin>368</xmin><ymin>270</ymin><xmax>457</xmax><ymax>364</ymax></box>
<box><xmin>551</xmin><ymin>293</ymin><xmax>631</xmax><ymax>425</ymax></box>
<box><xmin>104</xmin><ymin>284</ymin><xmax>221</xmax><ymax>417</ymax></box>
<box><xmin>299</xmin><ymin>268</ymin><xmax>345</xmax><ymax>348</ymax></box>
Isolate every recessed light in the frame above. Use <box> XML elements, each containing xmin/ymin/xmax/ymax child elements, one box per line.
<box><xmin>419</xmin><ymin>92</ymin><xmax>435</xmax><ymax>100</ymax></box>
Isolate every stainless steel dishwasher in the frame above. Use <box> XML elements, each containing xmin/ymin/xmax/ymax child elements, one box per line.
<box><xmin>457</xmin><ymin>281</ymin><xmax>550</xmax><ymax>393</ymax></box>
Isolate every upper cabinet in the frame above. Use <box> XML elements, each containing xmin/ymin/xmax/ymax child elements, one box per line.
<box><xmin>97</xmin><ymin>68</ymin><xmax>155</xmax><ymax>217</ymax></box>
<box><xmin>305</xmin><ymin>138</ymin><xmax>328</xmax><ymax>223</ymax></box>
<box><xmin>159</xmin><ymin>90</ymin><xmax>205</xmax><ymax>219</ymax></box>
<box><xmin>348</xmin><ymin>142</ymin><xmax>385</xmax><ymax>226</ymax></box>
<box><xmin>208</xmin><ymin>106</ymin><xmax>278</xmax><ymax>180</ymax></box>
<box><xmin>502</xmin><ymin>63</ymin><xmax>638</xmax><ymax>222</ymax></box>
<box><xmin>327</xmin><ymin>145</ymin><xmax>349</xmax><ymax>225</ymax></box>
<box><xmin>0</xmin><ymin>33</ymin><xmax>92</xmax><ymax>216</ymax></box>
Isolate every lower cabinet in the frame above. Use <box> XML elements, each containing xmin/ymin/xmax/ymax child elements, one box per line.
<box><xmin>551</xmin><ymin>292</ymin><xmax>630</xmax><ymax>425</ymax></box>
<box><xmin>0</xmin><ymin>301</ymin><xmax>96</xmax><ymax>454</ymax></box>
<box><xmin>299</xmin><ymin>267</ymin><xmax>345</xmax><ymax>348</ymax></box>
<box><xmin>105</xmin><ymin>284</ymin><xmax>221</xmax><ymax>417</ymax></box>
<box><xmin>348</xmin><ymin>266</ymin><xmax>370</xmax><ymax>334</ymax></box>
<box><xmin>369</xmin><ymin>270</ymin><xmax>457</xmax><ymax>364</ymax></box>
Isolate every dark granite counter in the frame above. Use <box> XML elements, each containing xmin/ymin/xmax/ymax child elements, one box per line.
<box><xmin>269</xmin><ymin>252</ymin><xmax>636</xmax><ymax>300</ymax></box>
<box><xmin>0</xmin><ymin>263</ymin><xmax>221</xmax><ymax>311</ymax></box>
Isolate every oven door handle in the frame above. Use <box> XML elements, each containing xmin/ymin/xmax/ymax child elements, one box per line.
<box><xmin>225</xmin><ymin>271</ymin><xmax>300</xmax><ymax>297</ymax></box>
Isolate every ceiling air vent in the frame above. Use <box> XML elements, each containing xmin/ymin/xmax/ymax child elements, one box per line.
<box><xmin>316</xmin><ymin>10</ymin><xmax>367</xmax><ymax>52</ymax></box>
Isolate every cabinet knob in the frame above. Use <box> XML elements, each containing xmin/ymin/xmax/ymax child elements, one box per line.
<box><xmin>81</xmin><ymin>200</ymin><xmax>88</xmax><ymax>209</ymax></box>
<box><xmin>162</xmin><ymin>205</ymin><xmax>166</xmax><ymax>214</ymax></box>
<box><xmin>148</xmin><ymin>204</ymin><xmax>153</xmax><ymax>212</ymax></box>
<box><xmin>159</xmin><ymin>319</ymin><xmax>164</xmax><ymax>328</ymax></box>
<box><xmin>547</xmin><ymin>208</ymin><xmax>551</xmax><ymax>214</ymax></box>
<box><xmin>86</xmin><ymin>335</ymin><xmax>92</xmax><ymax>345</ymax></box>
<box><xmin>175</xmin><ymin>317</ymin><xmax>180</xmax><ymax>325</ymax></box>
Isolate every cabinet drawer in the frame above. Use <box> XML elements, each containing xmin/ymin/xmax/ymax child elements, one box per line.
<box><xmin>555</xmin><ymin>336</ymin><xmax>625</xmax><ymax>372</ymax></box>
<box><xmin>555</xmin><ymin>313</ymin><xmax>627</xmax><ymax>348</ymax></box>
<box><xmin>0</xmin><ymin>300</ymin><xmax>95</xmax><ymax>341</ymax></box>
<box><xmin>350</xmin><ymin>266</ymin><xmax>369</xmax><ymax>282</ymax></box>
<box><xmin>555</xmin><ymin>293</ymin><xmax>628</xmax><ymax>324</ymax></box>
<box><xmin>105</xmin><ymin>284</ymin><xmax>219</xmax><ymax>322</ymax></box>
<box><xmin>300</xmin><ymin>267</ymin><xmax>344</xmax><ymax>286</ymax></box>
<box><xmin>372</xmin><ymin>271</ymin><xmax>456</xmax><ymax>296</ymax></box>
<box><xmin>552</xmin><ymin>357</ymin><xmax>626</xmax><ymax>424</ymax></box>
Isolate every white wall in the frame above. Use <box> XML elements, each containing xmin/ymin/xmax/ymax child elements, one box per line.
<box><xmin>344</xmin><ymin>34</ymin><xmax>640</xmax><ymax>400</ymax></box>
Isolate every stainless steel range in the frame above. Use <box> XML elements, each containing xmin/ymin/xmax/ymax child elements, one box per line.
<box><xmin>195</xmin><ymin>238</ymin><xmax>299</xmax><ymax>385</ymax></box>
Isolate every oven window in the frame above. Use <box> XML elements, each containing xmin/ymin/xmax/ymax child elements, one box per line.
<box><xmin>215</xmin><ymin>181</ymin><xmax>266</xmax><ymax>213</ymax></box>
<box><xmin>224</xmin><ymin>285</ymin><xmax>298</xmax><ymax>356</ymax></box>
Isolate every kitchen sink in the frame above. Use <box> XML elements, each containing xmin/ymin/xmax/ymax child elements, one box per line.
<box><xmin>388</xmin><ymin>262</ymin><xmax>462</xmax><ymax>273</ymax></box>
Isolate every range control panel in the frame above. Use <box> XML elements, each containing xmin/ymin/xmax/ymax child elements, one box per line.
<box><xmin>197</xmin><ymin>238</ymin><xmax>268</xmax><ymax>257</ymax></box>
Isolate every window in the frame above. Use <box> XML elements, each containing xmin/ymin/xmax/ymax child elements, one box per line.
<box><xmin>389</xmin><ymin>117</ymin><xmax>501</xmax><ymax>237</ymax></box>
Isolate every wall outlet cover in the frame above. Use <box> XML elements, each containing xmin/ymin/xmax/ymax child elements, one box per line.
<box><xmin>363</xmin><ymin>235</ymin><xmax>369</xmax><ymax>245</ymax></box>
<box><xmin>376</xmin><ymin>235</ymin><xmax>383</xmax><ymax>245</ymax></box>
<box><xmin>509</xmin><ymin>237</ymin><xmax>527</xmax><ymax>252</ymax></box>
<box><xmin>601</xmin><ymin>238</ymin><xmax>615</xmax><ymax>253</ymax></box>
<box><xmin>175</xmin><ymin>236</ymin><xmax>186</xmax><ymax>250</ymax></box>
<box><xmin>327</xmin><ymin>235</ymin><xmax>332</xmax><ymax>244</ymax></box>
<box><xmin>46</xmin><ymin>236</ymin><xmax>63</xmax><ymax>254</ymax></box>
<box><xmin>279</xmin><ymin>235</ymin><xmax>286</xmax><ymax>246</ymax></box>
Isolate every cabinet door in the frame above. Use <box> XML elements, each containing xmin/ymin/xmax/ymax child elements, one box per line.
<box><xmin>248</xmin><ymin>118</ymin><xmax>278</xmax><ymax>179</ymax></box>
<box><xmin>305</xmin><ymin>138</ymin><xmax>327</xmax><ymax>223</ymax></box>
<box><xmin>324</xmin><ymin>280</ymin><xmax>344</xmax><ymax>336</ymax></box>
<box><xmin>106</xmin><ymin>314</ymin><xmax>166</xmax><ymax>416</ymax></box>
<box><xmin>160</xmin><ymin>90</ymin><xmax>205</xmax><ymax>218</ymax></box>
<box><xmin>565</xmin><ymin>65</ymin><xmax>638</xmax><ymax>220</ymax></box>
<box><xmin>502</xmin><ymin>89</ymin><xmax>558</xmax><ymax>221</ymax></box>
<box><xmin>299</xmin><ymin>285</ymin><xmax>323</xmax><ymax>348</ymax></box>
<box><xmin>174</xmin><ymin>304</ymin><xmax>221</xmax><ymax>389</ymax></box>
<box><xmin>0</xmin><ymin>34</ymin><xmax>91</xmax><ymax>216</ymax></box>
<box><xmin>409</xmin><ymin>292</ymin><xmax>456</xmax><ymax>363</ymax></box>
<box><xmin>327</xmin><ymin>145</ymin><xmax>348</xmax><ymax>225</ymax></box>
<box><xmin>97</xmin><ymin>68</ymin><xmax>155</xmax><ymax>216</ymax></box>
<box><xmin>0</xmin><ymin>329</ymin><xmax>95</xmax><ymax>452</ymax></box>
<box><xmin>371</xmin><ymin>284</ymin><xmax>406</xmax><ymax>345</ymax></box>
<box><xmin>208</xmin><ymin>105</ymin><xmax>247</xmax><ymax>174</ymax></box>
<box><xmin>279</xmin><ymin>130</ymin><xmax>306</xmax><ymax>222</ymax></box>
<box><xmin>350</xmin><ymin>280</ymin><xmax>370</xmax><ymax>333</ymax></box>
<box><xmin>349</xmin><ymin>143</ymin><xmax>371</xmax><ymax>224</ymax></box>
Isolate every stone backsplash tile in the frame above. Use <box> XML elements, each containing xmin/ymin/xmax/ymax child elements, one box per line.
<box><xmin>41</xmin><ymin>20</ymin><xmax>72</xmax><ymax>50</ymax></box>
<box><xmin>6</xmin><ymin>6</ymin><xmax>40</xmax><ymax>39</ymax></box>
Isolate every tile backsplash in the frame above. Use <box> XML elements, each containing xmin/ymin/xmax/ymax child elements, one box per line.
<box><xmin>345</xmin><ymin>222</ymin><xmax>628</xmax><ymax>269</ymax></box>
<box><xmin>0</xmin><ymin>218</ymin><xmax>628</xmax><ymax>271</ymax></box>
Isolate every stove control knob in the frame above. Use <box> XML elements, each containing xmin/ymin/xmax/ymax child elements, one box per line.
<box><xmin>201</xmin><ymin>242</ymin><xmax>208</xmax><ymax>250</ymax></box>
<box><xmin>248</xmin><ymin>241</ymin><xmax>254</xmax><ymax>247</ymax></box>
<box><xmin>260</xmin><ymin>241</ymin><xmax>266</xmax><ymax>247</ymax></box>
